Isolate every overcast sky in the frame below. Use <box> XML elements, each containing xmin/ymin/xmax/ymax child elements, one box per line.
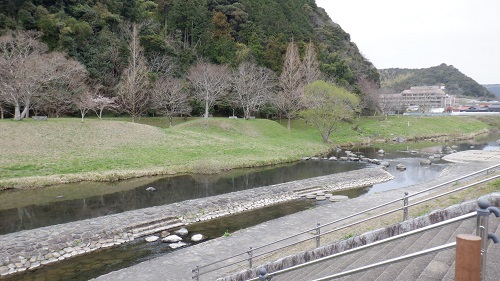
<box><xmin>315</xmin><ymin>0</ymin><xmax>500</xmax><ymax>84</ymax></box>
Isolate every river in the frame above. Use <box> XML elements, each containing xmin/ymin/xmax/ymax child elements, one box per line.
<box><xmin>1</xmin><ymin>132</ymin><xmax>498</xmax><ymax>235</ymax></box>
<box><xmin>1</xmin><ymin>132</ymin><xmax>498</xmax><ymax>280</ymax></box>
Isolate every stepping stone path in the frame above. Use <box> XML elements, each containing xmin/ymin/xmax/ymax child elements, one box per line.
<box><xmin>0</xmin><ymin>167</ymin><xmax>393</xmax><ymax>278</ymax></box>
<box><xmin>145</xmin><ymin>236</ymin><xmax>159</xmax><ymax>242</ymax></box>
<box><xmin>162</xmin><ymin>235</ymin><xmax>182</xmax><ymax>243</ymax></box>
<box><xmin>330</xmin><ymin>195</ymin><xmax>349</xmax><ymax>202</ymax></box>
<box><xmin>174</xmin><ymin>228</ymin><xmax>189</xmax><ymax>236</ymax></box>
<box><xmin>191</xmin><ymin>234</ymin><xmax>204</xmax><ymax>242</ymax></box>
<box><xmin>169</xmin><ymin>242</ymin><xmax>187</xmax><ymax>249</ymax></box>
<box><xmin>305</xmin><ymin>192</ymin><xmax>346</xmax><ymax>202</ymax></box>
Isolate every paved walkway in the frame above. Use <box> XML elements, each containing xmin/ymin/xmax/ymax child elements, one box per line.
<box><xmin>93</xmin><ymin>150</ymin><xmax>500</xmax><ymax>281</ymax></box>
<box><xmin>443</xmin><ymin>149</ymin><xmax>500</xmax><ymax>163</ymax></box>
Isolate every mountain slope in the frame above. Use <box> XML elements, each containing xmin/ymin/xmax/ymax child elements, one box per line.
<box><xmin>379</xmin><ymin>64</ymin><xmax>495</xmax><ymax>99</ymax></box>
<box><xmin>0</xmin><ymin>0</ymin><xmax>378</xmax><ymax>90</ymax></box>
<box><xmin>484</xmin><ymin>85</ymin><xmax>500</xmax><ymax>99</ymax></box>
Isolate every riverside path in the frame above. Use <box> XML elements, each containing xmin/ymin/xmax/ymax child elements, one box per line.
<box><xmin>93</xmin><ymin>150</ymin><xmax>500</xmax><ymax>281</ymax></box>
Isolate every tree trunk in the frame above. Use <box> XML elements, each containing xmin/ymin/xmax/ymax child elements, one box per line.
<box><xmin>0</xmin><ymin>106</ymin><xmax>4</xmax><ymax>119</ymax></box>
<box><xmin>322</xmin><ymin>135</ymin><xmax>329</xmax><ymax>143</ymax></box>
<box><xmin>169</xmin><ymin>115</ymin><xmax>173</xmax><ymax>127</ymax></box>
<box><xmin>322</xmin><ymin>131</ymin><xmax>331</xmax><ymax>143</ymax></box>
<box><xmin>204</xmin><ymin>100</ymin><xmax>209</xmax><ymax>118</ymax></box>
<box><xmin>14</xmin><ymin>104</ymin><xmax>22</xmax><ymax>121</ymax></box>
<box><xmin>132</xmin><ymin>115</ymin><xmax>136</xmax><ymax>123</ymax></box>
<box><xmin>244</xmin><ymin>106</ymin><xmax>251</xmax><ymax>120</ymax></box>
<box><xmin>287</xmin><ymin>117</ymin><xmax>291</xmax><ymax>130</ymax></box>
<box><xmin>20</xmin><ymin>100</ymin><xmax>30</xmax><ymax>119</ymax></box>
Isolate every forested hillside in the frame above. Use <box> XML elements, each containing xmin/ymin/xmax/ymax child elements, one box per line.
<box><xmin>484</xmin><ymin>85</ymin><xmax>500</xmax><ymax>99</ymax></box>
<box><xmin>0</xmin><ymin>0</ymin><xmax>378</xmax><ymax>92</ymax></box>
<box><xmin>379</xmin><ymin>64</ymin><xmax>495</xmax><ymax>99</ymax></box>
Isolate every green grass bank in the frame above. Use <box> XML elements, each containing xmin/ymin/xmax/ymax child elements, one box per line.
<box><xmin>0</xmin><ymin>115</ymin><xmax>497</xmax><ymax>190</ymax></box>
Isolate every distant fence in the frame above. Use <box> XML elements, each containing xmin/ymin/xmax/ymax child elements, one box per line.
<box><xmin>450</xmin><ymin>112</ymin><xmax>500</xmax><ymax>116</ymax></box>
<box><xmin>401</xmin><ymin>112</ymin><xmax>500</xmax><ymax>116</ymax></box>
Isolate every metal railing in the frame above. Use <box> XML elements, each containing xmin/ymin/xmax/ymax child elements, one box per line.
<box><xmin>192</xmin><ymin>163</ymin><xmax>500</xmax><ymax>280</ymax></box>
<box><xmin>255</xmin><ymin>199</ymin><xmax>499</xmax><ymax>281</ymax></box>
<box><xmin>310</xmin><ymin>243</ymin><xmax>457</xmax><ymax>281</ymax></box>
<box><xmin>251</xmin><ymin>212</ymin><xmax>474</xmax><ymax>280</ymax></box>
<box><xmin>476</xmin><ymin>198</ymin><xmax>500</xmax><ymax>280</ymax></box>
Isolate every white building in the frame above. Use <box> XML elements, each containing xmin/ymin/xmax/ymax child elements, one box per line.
<box><xmin>400</xmin><ymin>86</ymin><xmax>456</xmax><ymax>109</ymax></box>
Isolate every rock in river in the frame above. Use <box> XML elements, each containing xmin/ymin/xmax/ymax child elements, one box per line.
<box><xmin>145</xmin><ymin>236</ymin><xmax>159</xmax><ymax>242</ymax></box>
<box><xmin>420</xmin><ymin>159</ymin><xmax>432</xmax><ymax>166</ymax></box>
<box><xmin>162</xmin><ymin>235</ymin><xmax>182</xmax><ymax>243</ymax></box>
<box><xmin>191</xmin><ymin>234</ymin><xmax>205</xmax><ymax>242</ymax></box>
<box><xmin>330</xmin><ymin>195</ymin><xmax>349</xmax><ymax>202</ymax></box>
<box><xmin>174</xmin><ymin>228</ymin><xmax>189</xmax><ymax>236</ymax></box>
<box><xmin>169</xmin><ymin>242</ymin><xmax>187</xmax><ymax>249</ymax></box>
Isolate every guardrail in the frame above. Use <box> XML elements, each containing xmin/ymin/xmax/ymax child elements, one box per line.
<box><xmin>253</xmin><ymin>213</ymin><xmax>473</xmax><ymax>281</ymax></box>
<box><xmin>252</xmin><ymin>198</ymin><xmax>500</xmax><ymax>281</ymax></box>
<box><xmin>192</xmin><ymin>163</ymin><xmax>500</xmax><ymax>280</ymax></box>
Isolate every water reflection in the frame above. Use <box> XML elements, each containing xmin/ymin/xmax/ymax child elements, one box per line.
<box><xmin>368</xmin><ymin>160</ymin><xmax>446</xmax><ymax>194</ymax></box>
<box><xmin>4</xmin><ymin>200</ymin><xmax>315</xmax><ymax>281</ymax></box>
<box><xmin>0</xmin><ymin>161</ymin><xmax>366</xmax><ymax>235</ymax></box>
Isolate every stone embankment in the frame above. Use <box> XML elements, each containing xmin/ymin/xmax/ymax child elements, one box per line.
<box><xmin>0</xmin><ymin>167</ymin><xmax>392</xmax><ymax>277</ymax></box>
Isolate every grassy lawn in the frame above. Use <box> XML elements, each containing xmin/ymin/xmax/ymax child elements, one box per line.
<box><xmin>0</xmin><ymin>117</ymin><xmax>327</xmax><ymax>189</ymax></box>
<box><xmin>0</xmin><ymin>115</ymin><xmax>496</xmax><ymax>189</ymax></box>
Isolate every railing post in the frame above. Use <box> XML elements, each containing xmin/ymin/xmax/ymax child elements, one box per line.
<box><xmin>402</xmin><ymin>192</ymin><xmax>409</xmax><ymax>221</ymax></box>
<box><xmin>455</xmin><ymin>234</ymin><xmax>481</xmax><ymax>281</ymax></box>
<box><xmin>476</xmin><ymin>198</ymin><xmax>500</xmax><ymax>281</ymax></box>
<box><xmin>316</xmin><ymin>223</ymin><xmax>321</xmax><ymax>248</ymax></box>
<box><xmin>258</xmin><ymin>267</ymin><xmax>269</xmax><ymax>281</ymax></box>
<box><xmin>192</xmin><ymin>266</ymin><xmax>200</xmax><ymax>281</ymax></box>
<box><xmin>476</xmin><ymin>203</ymin><xmax>489</xmax><ymax>281</ymax></box>
<box><xmin>248</xmin><ymin>247</ymin><xmax>253</xmax><ymax>269</ymax></box>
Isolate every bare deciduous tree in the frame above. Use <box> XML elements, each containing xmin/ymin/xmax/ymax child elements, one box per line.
<box><xmin>232</xmin><ymin>62</ymin><xmax>275</xmax><ymax>119</ymax></box>
<box><xmin>276</xmin><ymin>39</ymin><xmax>304</xmax><ymax>130</ymax></box>
<box><xmin>357</xmin><ymin>76</ymin><xmax>380</xmax><ymax>116</ymax></box>
<box><xmin>303</xmin><ymin>41</ymin><xmax>321</xmax><ymax>84</ymax></box>
<box><xmin>115</xmin><ymin>23</ymin><xmax>151</xmax><ymax>123</ymax></box>
<box><xmin>187</xmin><ymin>61</ymin><xmax>231</xmax><ymax>119</ymax></box>
<box><xmin>378</xmin><ymin>88</ymin><xmax>402</xmax><ymax>119</ymax></box>
<box><xmin>152</xmin><ymin>76</ymin><xmax>191</xmax><ymax>127</ymax></box>
<box><xmin>148</xmin><ymin>53</ymin><xmax>177</xmax><ymax>77</ymax></box>
<box><xmin>416</xmin><ymin>92</ymin><xmax>436</xmax><ymax>117</ymax></box>
<box><xmin>0</xmin><ymin>95</ymin><xmax>6</xmax><ymax>119</ymax></box>
<box><xmin>0</xmin><ymin>31</ymin><xmax>86</xmax><ymax>120</ymax></box>
<box><xmin>34</xmin><ymin>83</ymin><xmax>73</xmax><ymax>117</ymax></box>
<box><xmin>92</xmin><ymin>94</ymin><xmax>116</xmax><ymax>119</ymax></box>
<box><xmin>35</xmin><ymin>69</ymin><xmax>88</xmax><ymax>118</ymax></box>
<box><xmin>74</xmin><ymin>88</ymin><xmax>97</xmax><ymax>122</ymax></box>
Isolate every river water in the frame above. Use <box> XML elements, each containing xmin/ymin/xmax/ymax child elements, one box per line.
<box><xmin>1</xmin><ymin>132</ymin><xmax>499</xmax><ymax>280</ymax></box>
<box><xmin>1</xmin><ymin>133</ymin><xmax>499</xmax><ymax>235</ymax></box>
<box><xmin>0</xmin><ymin>161</ymin><xmax>367</xmax><ymax>235</ymax></box>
